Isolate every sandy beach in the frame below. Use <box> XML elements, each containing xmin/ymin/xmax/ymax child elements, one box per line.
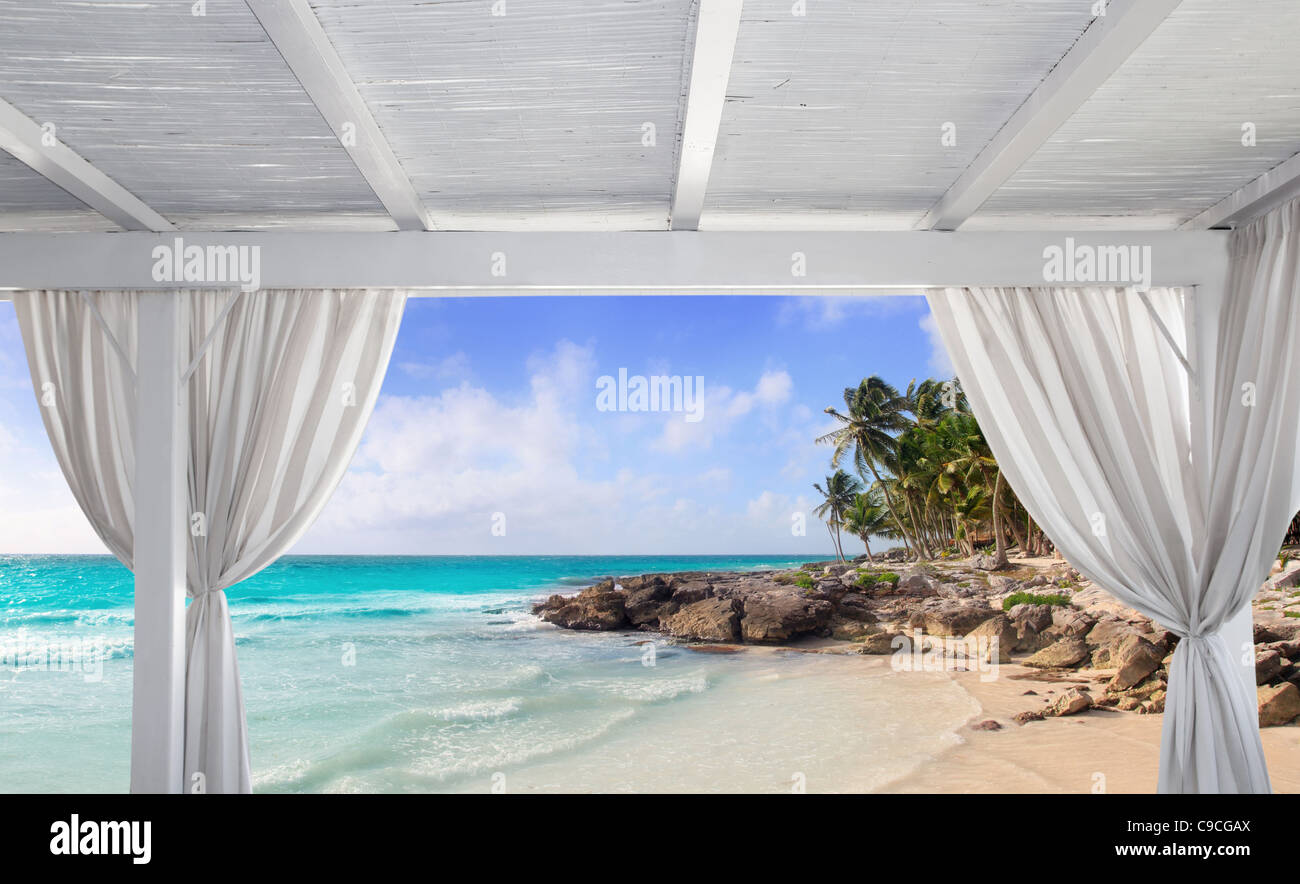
<box><xmin>883</xmin><ymin>661</ymin><xmax>1300</xmax><ymax>794</ymax></box>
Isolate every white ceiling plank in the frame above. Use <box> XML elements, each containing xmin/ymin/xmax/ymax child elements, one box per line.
<box><xmin>0</xmin><ymin>97</ymin><xmax>174</xmax><ymax>232</ymax></box>
<box><xmin>0</xmin><ymin>230</ymin><xmax>1226</xmax><ymax>292</ymax></box>
<box><xmin>918</xmin><ymin>0</ymin><xmax>1183</xmax><ymax>231</ymax></box>
<box><xmin>670</xmin><ymin>0</ymin><xmax>744</xmax><ymax>230</ymax></box>
<box><xmin>247</xmin><ymin>0</ymin><xmax>434</xmax><ymax>231</ymax></box>
<box><xmin>1181</xmin><ymin>151</ymin><xmax>1300</xmax><ymax>230</ymax></box>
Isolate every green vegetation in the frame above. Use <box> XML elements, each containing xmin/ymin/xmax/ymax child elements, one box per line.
<box><xmin>793</xmin><ymin>574</ymin><xmax>815</xmax><ymax>590</ymax></box>
<box><xmin>854</xmin><ymin>570</ymin><xmax>899</xmax><ymax>590</ymax></box>
<box><xmin>1002</xmin><ymin>591</ymin><xmax>1072</xmax><ymax>611</ymax></box>
<box><xmin>1284</xmin><ymin>610</ymin><xmax>1299</xmax><ymax>618</ymax></box>
<box><xmin>814</xmin><ymin>375</ymin><xmax>1052</xmax><ymax>565</ymax></box>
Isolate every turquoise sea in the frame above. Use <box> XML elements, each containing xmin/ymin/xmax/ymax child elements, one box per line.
<box><xmin>0</xmin><ymin>554</ymin><xmax>978</xmax><ymax>793</ymax></box>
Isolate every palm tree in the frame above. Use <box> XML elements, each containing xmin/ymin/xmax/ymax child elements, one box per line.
<box><xmin>813</xmin><ymin>470</ymin><xmax>859</xmax><ymax>562</ymax></box>
<box><xmin>843</xmin><ymin>488</ymin><xmax>890</xmax><ymax>563</ymax></box>
<box><xmin>818</xmin><ymin>376</ymin><xmax>919</xmax><ymax>556</ymax></box>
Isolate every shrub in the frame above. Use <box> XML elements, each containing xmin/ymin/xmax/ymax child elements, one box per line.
<box><xmin>794</xmin><ymin>574</ymin><xmax>815</xmax><ymax>590</ymax></box>
<box><xmin>1002</xmin><ymin>591</ymin><xmax>1071</xmax><ymax>611</ymax></box>
<box><xmin>1284</xmin><ymin>610</ymin><xmax>1299</xmax><ymax>619</ymax></box>
<box><xmin>855</xmin><ymin>570</ymin><xmax>899</xmax><ymax>589</ymax></box>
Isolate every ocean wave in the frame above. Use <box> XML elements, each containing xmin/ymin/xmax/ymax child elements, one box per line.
<box><xmin>600</xmin><ymin>672</ymin><xmax>709</xmax><ymax>702</ymax></box>
<box><xmin>430</xmin><ymin>697</ymin><xmax>524</xmax><ymax>722</ymax></box>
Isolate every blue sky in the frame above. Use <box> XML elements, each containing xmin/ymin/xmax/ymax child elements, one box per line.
<box><xmin>0</xmin><ymin>294</ymin><xmax>952</xmax><ymax>555</ymax></box>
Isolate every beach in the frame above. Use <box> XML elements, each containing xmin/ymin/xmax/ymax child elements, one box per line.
<box><xmin>3</xmin><ymin>552</ymin><xmax>1298</xmax><ymax>793</ymax></box>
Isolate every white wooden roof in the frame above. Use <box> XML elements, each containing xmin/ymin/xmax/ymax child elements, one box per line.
<box><xmin>0</xmin><ymin>0</ymin><xmax>1297</xmax><ymax>234</ymax></box>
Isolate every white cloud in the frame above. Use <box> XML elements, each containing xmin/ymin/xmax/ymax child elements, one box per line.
<box><xmin>653</xmin><ymin>369</ymin><xmax>793</xmax><ymax>453</ymax></box>
<box><xmin>919</xmin><ymin>310</ymin><xmax>955</xmax><ymax>378</ymax></box>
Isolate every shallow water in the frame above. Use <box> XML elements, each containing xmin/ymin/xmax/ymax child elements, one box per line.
<box><xmin>0</xmin><ymin>555</ymin><xmax>978</xmax><ymax>793</ymax></box>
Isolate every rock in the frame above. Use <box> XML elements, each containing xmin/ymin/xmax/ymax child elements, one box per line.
<box><xmin>1257</xmin><ymin>648</ymin><xmax>1285</xmax><ymax>685</ymax></box>
<box><xmin>1115</xmin><ymin>696</ymin><xmax>1142</xmax><ymax>711</ymax></box>
<box><xmin>897</xmin><ymin>572</ymin><xmax>938</xmax><ymax>595</ymax></box>
<box><xmin>1265</xmin><ymin>640</ymin><xmax>1300</xmax><ymax>660</ymax></box>
<box><xmin>966</xmin><ymin>615</ymin><xmax>1016</xmax><ymax>664</ymax></box>
<box><xmin>971</xmin><ymin>719</ymin><xmax>1002</xmax><ymax>731</ymax></box>
<box><xmin>822</xmin><ymin>563</ymin><xmax>856</xmax><ymax>576</ymax></box>
<box><xmin>1106</xmin><ymin>634</ymin><xmax>1163</xmax><ymax>692</ymax></box>
<box><xmin>1008</xmin><ymin>603</ymin><xmax>1054</xmax><ymax>634</ymax></box>
<box><xmin>1085</xmin><ymin>616</ymin><xmax>1146</xmax><ymax>667</ymax></box>
<box><xmin>670</xmin><ymin>579</ymin><xmax>713</xmax><ymax>605</ymax></box>
<box><xmin>923</xmin><ymin>601</ymin><xmax>998</xmax><ymax>637</ymax></box>
<box><xmin>1046</xmin><ymin>687</ymin><xmax>1093</xmax><ymax>717</ymax></box>
<box><xmin>535</xmin><ymin>585</ymin><xmax>628</xmax><ymax>630</ymax></box>
<box><xmin>857</xmin><ymin>632</ymin><xmax>902</xmax><ymax>655</ymax></box>
<box><xmin>1023</xmin><ymin>637</ymin><xmax>1090</xmax><ymax>669</ymax></box>
<box><xmin>972</xmin><ymin>553</ymin><xmax>1005</xmax><ymax>571</ymax></box>
<box><xmin>741</xmin><ymin>593</ymin><xmax>834</xmax><ymax>642</ymax></box>
<box><xmin>1008</xmin><ymin>603</ymin><xmax>1057</xmax><ymax>651</ymax></box>
<box><xmin>829</xmin><ymin>616</ymin><xmax>881</xmax><ymax>641</ymax></box>
<box><xmin>1258</xmin><ymin>683</ymin><xmax>1300</xmax><ymax>727</ymax></box>
<box><xmin>835</xmin><ymin>595</ymin><xmax>878</xmax><ymax>623</ymax></box>
<box><xmin>659</xmin><ymin>597</ymin><xmax>741</xmax><ymax>643</ymax></box>
<box><xmin>623</xmin><ymin>577</ymin><xmax>673</xmax><ymax>626</ymax></box>
<box><xmin>1051</xmin><ymin>608</ymin><xmax>1096</xmax><ymax>637</ymax></box>
<box><xmin>1025</xmin><ymin>575</ymin><xmax>1048</xmax><ymax>588</ymax></box>
<box><xmin>1012</xmin><ymin>710</ymin><xmax>1044</xmax><ymax>725</ymax></box>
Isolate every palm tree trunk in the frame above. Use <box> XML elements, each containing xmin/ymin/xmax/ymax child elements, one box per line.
<box><xmin>865</xmin><ymin>463</ymin><xmax>918</xmax><ymax>557</ymax></box>
<box><xmin>860</xmin><ymin>533</ymin><xmax>874</xmax><ymax>564</ymax></box>
<box><xmin>991</xmin><ymin>470</ymin><xmax>1009</xmax><ymax>568</ymax></box>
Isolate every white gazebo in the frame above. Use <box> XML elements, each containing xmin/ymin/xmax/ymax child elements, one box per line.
<box><xmin>0</xmin><ymin>0</ymin><xmax>1297</xmax><ymax>794</ymax></box>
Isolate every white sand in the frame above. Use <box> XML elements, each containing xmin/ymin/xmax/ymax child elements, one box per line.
<box><xmin>881</xmin><ymin>661</ymin><xmax>1300</xmax><ymax>793</ymax></box>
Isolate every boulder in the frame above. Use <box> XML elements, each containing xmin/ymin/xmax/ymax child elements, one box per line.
<box><xmin>659</xmin><ymin>597</ymin><xmax>741</xmax><ymax>643</ymax></box>
<box><xmin>741</xmin><ymin>593</ymin><xmax>834</xmax><ymax>642</ymax></box>
<box><xmin>1008</xmin><ymin>603</ymin><xmax>1056</xmax><ymax>651</ymax></box>
<box><xmin>923</xmin><ymin>601</ymin><xmax>998</xmax><ymax>637</ymax></box>
<box><xmin>1045</xmin><ymin>688</ymin><xmax>1093</xmax><ymax>717</ymax></box>
<box><xmin>535</xmin><ymin>585</ymin><xmax>628</xmax><ymax>630</ymax></box>
<box><xmin>972</xmin><ymin>553</ymin><xmax>1004</xmax><ymax>571</ymax></box>
<box><xmin>1012</xmin><ymin>710</ymin><xmax>1045</xmax><ymax>725</ymax></box>
<box><xmin>857</xmin><ymin>631</ymin><xmax>902</xmax><ymax>655</ymax></box>
<box><xmin>966</xmin><ymin>615</ymin><xmax>1016</xmax><ymax>664</ymax></box>
<box><xmin>1106</xmin><ymin>634</ymin><xmax>1163</xmax><ymax>692</ymax></box>
<box><xmin>1023</xmin><ymin>637</ymin><xmax>1090</xmax><ymax>669</ymax></box>
<box><xmin>897</xmin><ymin>572</ymin><xmax>938</xmax><ymax>595</ymax></box>
<box><xmin>1257</xmin><ymin>648</ymin><xmax>1285</xmax><ymax>685</ymax></box>
<box><xmin>1258</xmin><ymin>682</ymin><xmax>1300</xmax><ymax>727</ymax></box>
<box><xmin>1051</xmin><ymin>608</ymin><xmax>1096</xmax><ymax>638</ymax></box>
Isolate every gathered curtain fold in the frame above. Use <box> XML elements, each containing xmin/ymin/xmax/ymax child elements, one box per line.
<box><xmin>14</xmin><ymin>288</ymin><xmax>406</xmax><ymax>793</ymax></box>
<box><xmin>926</xmin><ymin>199</ymin><xmax>1300</xmax><ymax>792</ymax></box>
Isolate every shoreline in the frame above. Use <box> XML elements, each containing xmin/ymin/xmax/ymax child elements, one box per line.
<box><xmin>532</xmin><ymin>553</ymin><xmax>1300</xmax><ymax>793</ymax></box>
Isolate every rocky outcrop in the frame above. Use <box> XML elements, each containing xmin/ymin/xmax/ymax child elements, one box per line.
<box><xmin>1023</xmin><ymin>637</ymin><xmax>1090</xmax><ymax>669</ymax></box>
<box><xmin>659</xmin><ymin>598</ymin><xmax>741</xmax><ymax>643</ymax></box>
<box><xmin>1107</xmin><ymin>634</ymin><xmax>1163</xmax><ymax>692</ymax></box>
<box><xmin>534</xmin><ymin>584</ymin><xmax>628</xmax><ymax>630</ymax></box>
<box><xmin>1258</xmin><ymin>682</ymin><xmax>1300</xmax><ymax>727</ymax></box>
<box><xmin>742</xmin><ymin>593</ymin><xmax>833</xmax><ymax>642</ymax></box>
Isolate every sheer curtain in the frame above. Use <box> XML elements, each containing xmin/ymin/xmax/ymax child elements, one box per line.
<box><xmin>15</xmin><ymin>289</ymin><xmax>406</xmax><ymax>793</ymax></box>
<box><xmin>926</xmin><ymin>201</ymin><xmax>1300</xmax><ymax>792</ymax></box>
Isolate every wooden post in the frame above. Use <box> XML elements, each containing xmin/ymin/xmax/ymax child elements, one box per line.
<box><xmin>129</xmin><ymin>292</ymin><xmax>187</xmax><ymax>793</ymax></box>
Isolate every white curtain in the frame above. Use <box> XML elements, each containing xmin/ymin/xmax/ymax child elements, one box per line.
<box><xmin>15</xmin><ymin>289</ymin><xmax>406</xmax><ymax>793</ymax></box>
<box><xmin>927</xmin><ymin>201</ymin><xmax>1300</xmax><ymax>792</ymax></box>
